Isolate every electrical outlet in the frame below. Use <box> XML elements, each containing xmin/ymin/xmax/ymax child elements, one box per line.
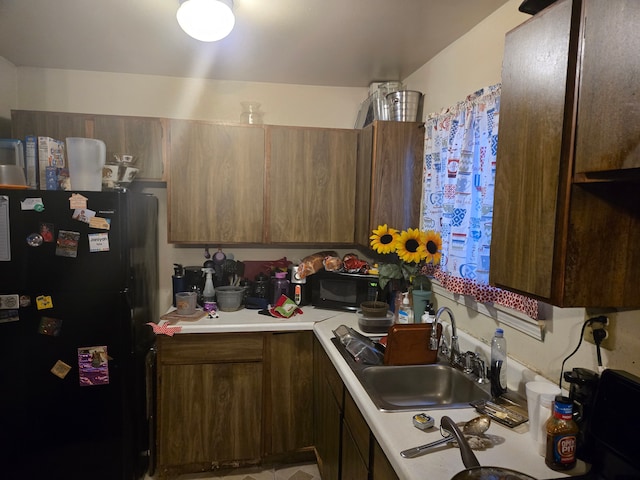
<box><xmin>585</xmin><ymin>316</ymin><xmax>615</xmax><ymax>350</ymax></box>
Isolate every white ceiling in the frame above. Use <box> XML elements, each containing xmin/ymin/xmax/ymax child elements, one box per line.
<box><xmin>0</xmin><ymin>0</ymin><xmax>512</xmax><ymax>88</ymax></box>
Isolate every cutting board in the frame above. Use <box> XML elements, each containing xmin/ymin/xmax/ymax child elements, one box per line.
<box><xmin>383</xmin><ymin>323</ymin><xmax>442</xmax><ymax>365</ymax></box>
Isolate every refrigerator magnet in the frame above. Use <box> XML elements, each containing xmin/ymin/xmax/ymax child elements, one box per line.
<box><xmin>35</xmin><ymin>295</ymin><xmax>53</xmax><ymax>310</ymax></box>
<box><xmin>78</xmin><ymin>346</ymin><xmax>109</xmax><ymax>386</ymax></box>
<box><xmin>39</xmin><ymin>223</ymin><xmax>54</xmax><ymax>242</ymax></box>
<box><xmin>88</xmin><ymin>233</ymin><xmax>109</xmax><ymax>252</ymax></box>
<box><xmin>20</xmin><ymin>198</ymin><xmax>44</xmax><ymax>211</ymax></box>
<box><xmin>89</xmin><ymin>216</ymin><xmax>110</xmax><ymax>230</ymax></box>
<box><xmin>38</xmin><ymin>317</ymin><xmax>62</xmax><ymax>336</ymax></box>
<box><xmin>55</xmin><ymin>230</ymin><xmax>80</xmax><ymax>258</ymax></box>
<box><xmin>68</xmin><ymin>193</ymin><xmax>87</xmax><ymax>210</ymax></box>
<box><xmin>50</xmin><ymin>360</ymin><xmax>72</xmax><ymax>380</ymax></box>
<box><xmin>72</xmin><ymin>208</ymin><xmax>95</xmax><ymax>224</ymax></box>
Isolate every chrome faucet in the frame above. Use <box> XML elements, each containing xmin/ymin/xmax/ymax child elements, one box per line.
<box><xmin>432</xmin><ymin>306</ymin><xmax>462</xmax><ymax>367</ymax></box>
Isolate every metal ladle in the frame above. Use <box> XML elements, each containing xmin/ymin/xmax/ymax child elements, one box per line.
<box><xmin>400</xmin><ymin>415</ymin><xmax>491</xmax><ymax>459</ymax></box>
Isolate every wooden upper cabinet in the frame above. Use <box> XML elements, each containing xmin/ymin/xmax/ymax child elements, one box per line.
<box><xmin>12</xmin><ymin>110</ymin><xmax>87</xmax><ymax>141</ymax></box>
<box><xmin>491</xmin><ymin>0</ymin><xmax>640</xmax><ymax>308</ymax></box>
<box><xmin>574</xmin><ymin>0</ymin><xmax>640</xmax><ymax>176</ymax></box>
<box><xmin>267</xmin><ymin>126</ymin><xmax>358</xmax><ymax>244</ymax></box>
<box><xmin>355</xmin><ymin>121</ymin><xmax>425</xmax><ymax>247</ymax></box>
<box><xmin>92</xmin><ymin>115</ymin><xmax>165</xmax><ymax>180</ymax></box>
<box><xmin>167</xmin><ymin>120</ymin><xmax>265</xmax><ymax>244</ymax></box>
<box><xmin>11</xmin><ymin>110</ymin><xmax>166</xmax><ymax>180</ymax></box>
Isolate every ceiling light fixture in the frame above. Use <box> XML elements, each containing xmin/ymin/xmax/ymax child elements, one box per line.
<box><xmin>176</xmin><ymin>0</ymin><xmax>235</xmax><ymax>42</ymax></box>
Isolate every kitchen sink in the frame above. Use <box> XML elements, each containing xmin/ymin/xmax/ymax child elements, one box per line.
<box><xmin>330</xmin><ymin>336</ymin><xmax>491</xmax><ymax>411</ymax></box>
<box><xmin>359</xmin><ymin>364</ymin><xmax>491</xmax><ymax>411</ymax></box>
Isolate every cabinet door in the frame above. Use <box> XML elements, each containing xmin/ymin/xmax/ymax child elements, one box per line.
<box><xmin>356</xmin><ymin>121</ymin><xmax>425</xmax><ymax>248</ymax></box>
<box><xmin>371</xmin><ymin>439</ymin><xmax>399</xmax><ymax>480</ymax></box>
<box><xmin>92</xmin><ymin>115</ymin><xmax>165</xmax><ymax>180</ymax></box>
<box><xmin>157</xmin><ymin>362</ymin><xmax>263</xmax><ymax>470</ymax></box>
<box><xmin>341</xmin><ymin>422</ymin><xmax>369</xmax><ymax>480</ymax></box>
<box><xmin>11</xmin><ymin>110</ymin><xmax>88</xmax><ymax>141</ymax></box>
<box><xmin>313</xmin><ymin>338</ymin><xmax>342</xmax><ymax>480</ymax></box>
<box><xmin>268</xmin><ymin>331</ymin><xmax>314</xmax><ymax>455</ymax></box>
<box><xmin>268</xmin><ymin>126</ymin><xmax>358</xmax><ymax>243</ymax></box>
<box><xmin>168</xmin><ymin>120</ymin><xmax>265</xmax><ymax>243</ymax></box>
<box><xmin>490</xmin><ymin>0</ymin><xmax>575</xmax><ymax>300</ymax></box>
<box><xmin>574</xmin><ymin>0</ymin><xmax>640</xmax><ymax>175</ymax></box>
<box><xmin>355</xmin><ymin>125</ymin><xmax>374</xmax><ymax>246</ymax></box>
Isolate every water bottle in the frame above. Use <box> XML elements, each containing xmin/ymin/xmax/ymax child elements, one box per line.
<box><xmin>270</xmin><ymin>271</ymin><xmax>289</xmax><ymax>306</ymax></box>
<box><xmin>491</xmin><ymin>328</ymin><xmax>507</xmax><ymax>398</ymax></box>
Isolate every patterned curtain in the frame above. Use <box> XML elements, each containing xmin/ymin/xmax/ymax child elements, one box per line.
<box><xmin>421</xmin><ymin>84</ymin><xmax>538</xmax><ymax>320</ymax></box>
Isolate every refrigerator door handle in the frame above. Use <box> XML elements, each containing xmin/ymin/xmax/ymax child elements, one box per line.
<box><xmin>145</xmin><ymin>346</ymin><xmax>157</xmax><ymax>477</ymax></box>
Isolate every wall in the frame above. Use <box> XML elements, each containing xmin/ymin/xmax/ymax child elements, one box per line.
<box><xmin>0</xmin><ymin>57</ymin><xmax>17</xmax><ymax>136</ymax></box>
<box><xmin>404</xmin><ymin>0</ymin><xmax>640</xmax><ymax>381</ymax></box>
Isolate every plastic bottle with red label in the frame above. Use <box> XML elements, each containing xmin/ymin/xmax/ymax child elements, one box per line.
<box><xmin>545</xmin><ymin>395</ymin><xmax>578</xmax><ymax>470</ymax></box>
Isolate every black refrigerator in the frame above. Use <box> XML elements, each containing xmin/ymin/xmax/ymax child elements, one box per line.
<box><xmin>0</xmin><ymin>189</ymin><xmax>158</xmax><ymax>479</ymax></box>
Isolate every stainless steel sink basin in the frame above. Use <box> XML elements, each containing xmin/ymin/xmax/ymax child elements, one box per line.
<box><xmin>359</xmin><ymin>364</ymin><xmax>491</xmax><ymax>411</ymax></box>
<box><xmin>330</xmin><ymin>336</ymin><xmax>491</xmax><ymax>411</ymax></box>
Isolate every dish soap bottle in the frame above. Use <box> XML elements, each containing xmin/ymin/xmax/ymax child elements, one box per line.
<box><xmin>202</xmin><ymin>267</ymin><xmax>216</xmax><ymax>312</ymax></box>
<box><xmin>397</xmin><ymin>292</ymin><xmax>414</xmax><ymax>324</ymax></box>
<box><xmin>491</xmin><ymin>328</ymin><xmax>508</xmax><ymax>398</ymax></box>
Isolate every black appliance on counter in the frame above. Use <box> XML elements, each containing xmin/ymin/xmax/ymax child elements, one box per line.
<box><xmin>546</xmin><ymin>369</ymin><xmax>640</xmax><ymax>480</ymax></box>
<box><xmin>0</xmin><ymin>190</ymin><xmax>158</xmax><ymax>479</ymax></box>
<box><xmin>310</xmin><ymin>269</ymin><xmax>381</xmax><ymax>311</ymax></box>
<box><xmin>564</xmin><ymin>367</ymin><xmax>600</xmax><ymax>462</ymax></box>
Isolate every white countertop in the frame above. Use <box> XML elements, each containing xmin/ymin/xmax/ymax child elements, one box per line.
<box><xmin>159</xmin><ymin>305</ymin><xmax>588</xmax><ymax>479</ymax></box>
<box><xmin>160</xmin><ymin>305</ymin><xmax>340</xmax><ymax>333</ymax></box>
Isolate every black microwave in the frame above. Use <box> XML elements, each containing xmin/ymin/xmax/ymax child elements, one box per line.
<box><xmin>310</xmin><ymin>270</ymin><xmax>382</xmax><ymax>311</ymax></box>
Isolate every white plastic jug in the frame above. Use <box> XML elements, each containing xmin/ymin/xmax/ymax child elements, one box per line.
<box><xmin>66</xmin><ymin>137</ymin><xmax>106</xmax><ymax>191</ymax></box>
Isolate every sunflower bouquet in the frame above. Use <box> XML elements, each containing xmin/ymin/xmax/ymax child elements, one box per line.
<box><xmin>369</xmin><ymin>224</ymin><xmax>442</xmax><ymax>290</ymax></box>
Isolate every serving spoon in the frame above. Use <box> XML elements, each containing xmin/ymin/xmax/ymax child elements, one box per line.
<box><xmin>400</xmin><ymin>415</ymin><xmax>491</xmax><ymax>459</ymax></box>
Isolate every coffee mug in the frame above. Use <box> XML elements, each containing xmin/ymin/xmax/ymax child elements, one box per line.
<box><xmin>175</xmin><ymin>291</ymin><xmax>197</xmax><ymax>315</ymax></box>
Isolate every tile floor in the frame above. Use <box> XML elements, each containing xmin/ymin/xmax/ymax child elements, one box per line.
<box><xmin>146</xmin><ymin>462</ymin><xmax>321</xmax><ymax>480</ymax></box>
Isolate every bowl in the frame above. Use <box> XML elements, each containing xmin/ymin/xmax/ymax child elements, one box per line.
<box><xmin>216</xmin><ymin>286</ymin><xmax>245</xmax><ymax>312</ymax></box>
<box><xmin>357</xmin><ymin>310</ymin><xmax>394</xmax><ymax>334</ymax></box>
<box><xmin>0</xmin><ymin>164</ymin><xmax>28</xmax><ymax>188</ymax></box>
<box><xmin>360</xmin><ymin>301</ymin><xmax>389</xmax><ymax>318</ymax></box>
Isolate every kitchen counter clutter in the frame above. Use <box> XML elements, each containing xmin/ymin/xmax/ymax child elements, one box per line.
<box><xmin>157</xmin><ymin>306</ymin><xmax>588</xmax><ymax>479</ymax></box>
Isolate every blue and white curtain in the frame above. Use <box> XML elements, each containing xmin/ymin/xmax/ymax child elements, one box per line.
<box><xmin>421</xmin><ymin>84</ymin><xmax>538</xmax><ymax>319</ymax></box>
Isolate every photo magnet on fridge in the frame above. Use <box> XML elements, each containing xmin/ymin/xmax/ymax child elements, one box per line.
<box><xmin>55</xmin><ymin>230</ymin><xmax>80</xmax><ymax>258</ymax></box>
<box><xmin>78</xmin><ymin>346</ymin><xmax>109</xmax><ymax>386</ymax></box>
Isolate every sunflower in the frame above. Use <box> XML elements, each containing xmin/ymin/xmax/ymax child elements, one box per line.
<box><xmin>370</xmin><ymin>224</ymin><xmax>400</xmax><ymax>254</ymax></box>
<box><xmin>424</xmin><ymin>230</ymin><xmax>442</xmax><ymax>265</ymax></box>
<box><xmin>395</xmin><ymin>228</ymin><xmax>428</xmax><ymax>264</ymax></box>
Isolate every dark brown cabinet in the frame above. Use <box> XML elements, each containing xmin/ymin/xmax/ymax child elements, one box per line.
<box><xmin>167</xmin><ymin>120</ymin><xmax>265</xmax><ymax>244</ymax></box>
<box><xmin>490</xmin><ymin>0</ymin><xmax>640</xmax><ymax>307</ymax></box>
<box><xmin>156</xmin><ymin>334</ymin><xmax>264</xmax><ymax>478</ymax></box>
<box><xmin>11</xmin><ymin>110</ymin><xmax>165</xmax><ymax>181</ymax></box>
<box><xmin>268</xmin><ymin>125</ymin><xmax>358</xmax><ymax>244</ymax></box>
<box><xmin>156</xmin><ymin>331</ymin><xmax>315</xmax><ymax>479</ymax></box>
<box><xmin>267</xmin><ymin>331</ymin><xmax>314</xmax><ymax>457</ymax></box>
<box><xmin>313</xmin><ymin>337</ymin><xmax>399</xmax><ymax>480</ymax></box>
<box><xmin>355</xmin><ymin>121</ymin><xmax>425</xmax><ymax>247</ymax></box>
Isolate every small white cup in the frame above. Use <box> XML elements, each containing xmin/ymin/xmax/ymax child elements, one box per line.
<box><xmin>525</xmin><ymin>381</ymin><xmax>561</xmax><ymax>442</ymax></box>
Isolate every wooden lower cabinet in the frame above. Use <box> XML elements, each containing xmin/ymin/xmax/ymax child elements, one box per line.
<box><xmin>372</xmin><ymin>440</ymin><xmax>400</xmax><ymax>480</ymax></box>
<box><xmin>156</xmin><ymin>331</ymin><xmax>313</xmax><ymax>479</ymax></box>
<box><xmin>313</xmin><ymin>337</ymin><xmax>400</xmax><ymax>480</ymax></box>
<box><xmin>314</xmin><ymin>336</ymin><xmax>343</xmax><ymax>480</ymax></box>
<box><xmin>267</xmin><ymin>331</ymin><xmax>315</xmax><ymax>457</ymax></box>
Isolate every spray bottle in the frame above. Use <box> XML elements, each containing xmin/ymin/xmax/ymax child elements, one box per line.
<box><xmin>202</xmin><ymin>267</ymin><xmax>216</xmax><ymax>312</ymax></box>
